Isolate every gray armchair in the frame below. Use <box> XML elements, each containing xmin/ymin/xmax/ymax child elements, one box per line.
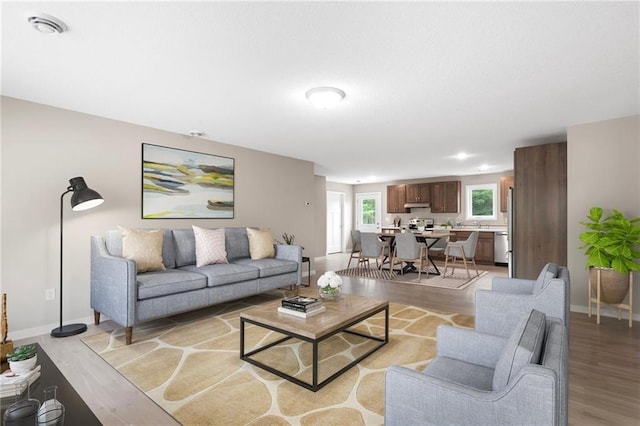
<box><xmin>390</xmin><ymin>232</ymin><xmax>429</xmax><ymax>280</ymax></box>
<box><xmin>385</xmin><ymin>309</ymin><xmax>568</xmax><ymax>426</ymax></box>
<box><xmin>475</xmin><ymin>262</ymin><xmax>570</xmax><ymax>338</ymax></box>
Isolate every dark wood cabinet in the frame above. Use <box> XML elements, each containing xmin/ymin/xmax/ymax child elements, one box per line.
<box><xmin>513</xmin><ymin>142</ymin><xmax>567</xmax><ymax>279</ymax></box>
<box><xmin>431</xmin><ymin>181</ymin><xmax>460</xmax><ymax>213</ymax></box>
<box><xmin>450</xmin><ymin>231</ymin><xmax>495</xmax><ymax>264</ymax></box>
<box><xmin>387</xmin><ymin>184</ymin><xmax>408</xmax><ymax>213</ymax></box>
<box><xmin>405</xmin><ymin>183</ymin><xmax>431</xmax><ymax>204</ymax></box>
<box><xmin>500</xmin><ymin>176</ymin><xmax>514</xmax><ymax>212</ymax></box>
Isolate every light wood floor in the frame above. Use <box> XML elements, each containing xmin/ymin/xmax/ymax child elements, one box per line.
<box><xmin>16</xmin><ymin>253</ymin><xmax>640</xmax><ymax>425</ymax></box>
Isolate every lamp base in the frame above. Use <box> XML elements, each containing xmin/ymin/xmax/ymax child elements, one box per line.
<box><xmin>51</xmin><ymin>323</ymin><xmax>87</xmax><ymax>338</ymax></box>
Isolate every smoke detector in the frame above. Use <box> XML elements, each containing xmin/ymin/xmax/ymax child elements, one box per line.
<box><xmin>28</xmin><ymin>13</ymin><xmax>67</xmax><ymax>34</ymax></box>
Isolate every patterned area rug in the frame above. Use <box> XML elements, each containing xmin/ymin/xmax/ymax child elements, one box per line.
<box><xmin>336</xmin><ymin>267</ymin><xmax>488</xmax><ymax>290</ymax></box>
<box><xmin>82</xmin><ymin>293</ymin><xmax>473</xmax><ymax>425</ymax></box>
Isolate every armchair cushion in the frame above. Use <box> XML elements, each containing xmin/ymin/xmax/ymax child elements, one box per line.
<box><xmin>493</xmin><ymin>309</ymin><xmax>546</xmax><ymax>390</ymax></box>
<box><xmin>423</xmin><ymin>357</ymin><xmax>494</xmax><ymax>391</ymax></box>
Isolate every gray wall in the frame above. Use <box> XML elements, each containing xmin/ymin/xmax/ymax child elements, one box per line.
<box><xmin>567</xmin><ymin>115</ymin><xmax>640</xmax><ymax>319</ymax></box>
<box><xmin>1</xmin><ymin>97</ymin><xmax>316</xmax><ymax>338</ymax></box>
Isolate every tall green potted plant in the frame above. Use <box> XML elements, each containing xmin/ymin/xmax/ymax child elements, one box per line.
<box><xmin>579</xmin><ymin>207</ymin><xmax>640</xmax><ymax>303</ymax></box>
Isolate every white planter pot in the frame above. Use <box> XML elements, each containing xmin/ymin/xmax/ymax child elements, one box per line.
<box><xmin>9</xmin><ymin>354</ymin><xmax>37</xmax><ymax>375</ymax></box>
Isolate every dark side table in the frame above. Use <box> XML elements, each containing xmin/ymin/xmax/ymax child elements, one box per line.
<box><xmin>302</xmin><ymin>256</ymin><xmax>310</xmax><ymax>286</ymax></box>
<box><xmin>1</xmin><ymin>344</ymin><xmax>100</xmax><ymax>424</ymax></box>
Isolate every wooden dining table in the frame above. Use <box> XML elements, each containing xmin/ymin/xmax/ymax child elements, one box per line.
<box><xmin>378</xmin><ymin>231</ymin><xmax>452</xmax><ymax>275</ymax></box>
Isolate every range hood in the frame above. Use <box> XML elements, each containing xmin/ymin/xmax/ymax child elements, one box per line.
<box><xmin>404</xmin><ymin>202</ymin><xmax>431</xmax><ymax>209</ymax></box>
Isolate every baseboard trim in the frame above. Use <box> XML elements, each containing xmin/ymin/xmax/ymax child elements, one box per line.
<box><xmin>11</xmin><ymin>315</ymin><xmax>95</xmax><ymax>342</ymax></box>
<box><xmin>571</xmin><ymin>304</ymin><xmax>639</xmax><ymax>322</ymax></box>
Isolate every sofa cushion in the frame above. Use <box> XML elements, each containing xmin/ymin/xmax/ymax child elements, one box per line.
<box><xmin>137</xmin><ymin>269</ymin><xmax>207</xmax><ymax>300</ymax></box>
<box><xmin>233</xmin><ymin>258</ymin><xmax>298</xmax><ymax>277</ymax></box>
<box><xmin>246</xmin><ymin>228</ymin><xmax>275</xmax><ymax>259</ymax></box>
<box><xmin>173</xmin><ymin>229</ymin><xmax>196</xmax><ymax>267</ymax></box>
<box><xmin>224</xmin><ymin>227</ymin><xmax>251</xmax><ymax>261</ymax></box>
<box><xmin>423</xmin><ymin>357</ymin><xmax>495</xmax><ymax>391</ymax></box>
<box><xmin>532</xmin><ymin>262</ymin><xmax>558</xmax><ymax>294</ymax></box>
<box><xmin>179</xmin><ymin>263</ymin><xmax>260</xmax><ymax>287</ymax></box>
<box><xmin>120</xmin><ymin>227</ymin><xmax>166</xmax><ymax>273</ymax></box>
<box><xmin>492</xmin><ymin>309</ymin><xmax>546</xmax><ymax>390</ymax></box>
<box><xmin>193</xmin><ymin>226</ymin><xmax>228</xmax><ymax>267</ymax></box>
<box><xmin>105</xmin><ymin>228</ymin><xmax>175</xmax><ymax>269</ymax></box>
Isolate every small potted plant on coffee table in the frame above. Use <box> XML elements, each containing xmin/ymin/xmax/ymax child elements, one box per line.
<box><xmin>7</xmin><ymin>344</ymin><xmax>37</xmax><ymax>375</ymax></box>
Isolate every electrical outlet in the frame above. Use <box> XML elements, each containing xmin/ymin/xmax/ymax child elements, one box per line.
<box><xmin>45</xmin><ymin>288</ymin><xmax>55</xmax><ymax>301</ymax></box>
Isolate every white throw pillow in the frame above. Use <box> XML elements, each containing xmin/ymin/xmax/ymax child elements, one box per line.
<box><xmin>246</xmin><ymin>228</ymin><xmax>275</xmax><ymax>259</ymax></box>
<box><xmin>193</xmin><ymin>226</ymin><xmax>228</xmax><ymax>267</ymax></box>
<box><xmin>119</xmin><ymin>227</ymin><xmax>165</xmax><ymax>273</ymax></box>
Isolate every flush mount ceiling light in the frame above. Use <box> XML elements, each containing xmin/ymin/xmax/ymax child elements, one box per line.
<box><xmin>305</xmin><ymin>87</ymin><xmax>346</xmax><ymax>109</ymax></box>
<box><xmin>27</xmin><ymin>13</ymin><xmax>68</xmax><ymax>34</ymax></box>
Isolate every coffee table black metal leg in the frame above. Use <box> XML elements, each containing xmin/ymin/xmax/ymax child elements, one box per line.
<box><xmin>313</xmin><ymin>340</ymin><xmax>318</xmax><ymax>388</ymax></box>
<box><xmin>240</xmin><ymin>318</ymin><xmax>245</xmax><ymax>358</ymax></box>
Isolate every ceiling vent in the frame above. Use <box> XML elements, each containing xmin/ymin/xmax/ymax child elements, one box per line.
<box><xmin>28</xmin><ymin>13</ymin><xmax>67</xmax><ymax>34</ymax></box>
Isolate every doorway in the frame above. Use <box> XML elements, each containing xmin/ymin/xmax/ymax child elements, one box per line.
<box><xmin>356</xmin><ymin>192</ymin><xmax>382</xmax><ymax>233</ymax></box>
<box><xmin>326</xmin><ymin>191</ymin><xmax>344</xmax><ymax>254</ymax></box>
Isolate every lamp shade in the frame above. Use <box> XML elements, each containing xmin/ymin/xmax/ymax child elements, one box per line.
<box><xmin>68</xmin><ymin>177</ymin><xmax>104</xmax><ymax>211</ymax></box>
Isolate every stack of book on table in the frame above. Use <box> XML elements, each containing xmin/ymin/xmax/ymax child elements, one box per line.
<box><xmin>1</xmin><ymin>365</ymin><xmax>41</xmax><ymax>401</ymax></box>
<box><xmin>278</xmin><ymin>296</ymin><xmax>326</xmax><ymax>318</ymax></box>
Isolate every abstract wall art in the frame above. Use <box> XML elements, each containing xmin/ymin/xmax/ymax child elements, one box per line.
<box><xmin>142</xmin><ymin>143</ymin><xmax>234</xmax><ymax>218</ymax></box>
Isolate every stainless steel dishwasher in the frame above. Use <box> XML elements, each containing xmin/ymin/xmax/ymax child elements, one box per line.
<box><xmin>494</xmin><ymin>231</ymin><xmax>508</xmax><ymax>265</ymax></box>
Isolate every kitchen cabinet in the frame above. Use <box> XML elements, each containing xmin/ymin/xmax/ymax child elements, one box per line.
<box><xmin>513</xmin><ymin>142</ymin><xmax>567</xmax><ymax>279</ymax></box>
<box><xmin>431</xmin><ymin>181</ymin><xmax>460</xmax><ymax>213</ymax></box>
<box><xmin>500</xmin><ymin>176</ymin><xmax>514</xmax><ymax>212</ymax></box>
<box><xmin>449</xmin><ymin>231</ymin><xmax>495</xmax><ymax>264</ymax></box>
<box><xmin>387</xmin><ymin>184</ymin><xmax>408</xmax><ymax>213</ymax></box>
<box><xmin>405</xmin><ymin>183</ymin><xmax>431</xmax><ymax>204</ymax></box>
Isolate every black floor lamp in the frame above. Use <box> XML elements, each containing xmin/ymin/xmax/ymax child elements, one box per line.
<box><xmin>51</xmin><ymin>177</ymin><xmax>104</xmax><ymax>338</ymax></box>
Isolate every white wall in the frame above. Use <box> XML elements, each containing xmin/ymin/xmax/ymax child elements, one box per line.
<box><xmin>1</xmin><ymin>97</ymin><xmax>317</xmax><ymax>338</ymax></box>
<box><xmin>567</xmin><ymin>115</ymin><xmax>640</xmax><ymax>320</ymax></box>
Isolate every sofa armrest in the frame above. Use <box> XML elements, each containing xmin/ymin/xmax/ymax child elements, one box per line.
<box><xmin>436</xmin><ymin>325</ymin><xmax>506</xmax><ymax>368</ymax></box>
<box><xmin>385</xmin><ymin>364</ymin><xmax>558</xmax><ymax>426</ymax></box>
<box><xmin>90</xmin><ymin>236</ymin><xmax>138</xmax><ymax>328</ymax></box>
<box><xmin>275</xmin><ymin>244</ymin><xmax>303</xmax><ymax>285</ymax></box>
<box><xmin>491</xmin><ymin>276</ymin><xmax>536</xmax><ymax>293</ymax></box>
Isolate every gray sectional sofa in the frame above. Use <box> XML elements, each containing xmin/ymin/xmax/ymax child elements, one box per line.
<box><xmin>90</xmin><ymin>227</ymin><xmax>302</xmax><ymax>344</ymax></box>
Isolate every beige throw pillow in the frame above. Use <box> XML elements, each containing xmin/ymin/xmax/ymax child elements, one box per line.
<box><xmin>193</xmin><ymin>225</ymin><xmax>228</xmax><ymax>267</ymax></box>
<box><xmin>120</xmin><ymin>227</ymin><xmax>165</xmax><ymax>273</ymax></box>
<box><xmin>246</xmin><ymin>228</ymin><xmax>275</xmax><ymax>259</ymax></box>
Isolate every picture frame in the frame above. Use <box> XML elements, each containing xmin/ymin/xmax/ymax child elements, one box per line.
<box><xmin>142</xmin><ymin>143</ymin><xmax>234</xmax><ymax>219</ymax></box>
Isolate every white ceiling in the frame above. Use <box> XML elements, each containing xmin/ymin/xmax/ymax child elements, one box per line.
<box><xmin>2</xmin><ymin>1</ymin><xmax>639</xmax><ymax>184</ymax></box>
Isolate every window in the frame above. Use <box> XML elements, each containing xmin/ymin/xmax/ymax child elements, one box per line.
<box><xmin>465</xmin><ymin>184</ymin><xmax>497</xmax><ymax>220</ymax></box>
